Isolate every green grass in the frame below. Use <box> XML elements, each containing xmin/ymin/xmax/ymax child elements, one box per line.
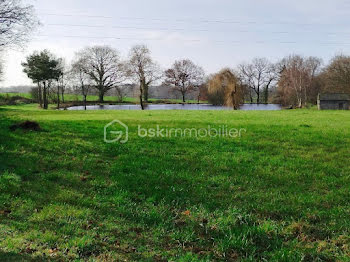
<box><xmin>0</xmin><ymin>93</ymin><xmax>32</xmax><ymax>99</ymax></box>
<box><xmin>0</xmin><ymin>93</ymin><xmax>202</xmax><ymax>104</ymax></box>
<box><xmin>0</xmin><ymin>105</ymin><xmax>349</xmax><ymax>261</ymax></box>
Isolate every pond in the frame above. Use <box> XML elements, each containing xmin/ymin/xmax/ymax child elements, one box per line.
<box><xmin>66</xmin><ymin>104</ymin><xmax>282</xmax><ymax>111</ymax></box>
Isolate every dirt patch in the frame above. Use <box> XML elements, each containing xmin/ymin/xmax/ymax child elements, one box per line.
<box><xmin>10</xmin><ymin>121</ymin><xmax>41</xmax><ymax>132</ymax></box>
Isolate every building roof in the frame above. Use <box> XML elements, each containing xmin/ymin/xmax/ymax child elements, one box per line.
<box><xmin>318</xmin><ymin>93</ymin><xmax>350</xmax><ymax>101</ymax></box>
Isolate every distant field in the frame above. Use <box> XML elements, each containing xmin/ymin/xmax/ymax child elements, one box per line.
<box><xmin>0</xmin><ymin>104</ymin><xmax>349</xmax><ymax>261</ymax></box>
<box><xmin>0</xmin><ymin>93</ymin><xmax>202</xmax><ymax>104</ymax></box>
<box><xmin>0</xmin><ymin>93</ymin><xmax>32</xmax><ymax>99</ymax></box>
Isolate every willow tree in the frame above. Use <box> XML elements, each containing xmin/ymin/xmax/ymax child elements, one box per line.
<box><xmin>208</xmin><ymin>69</ymin><xmax>243</xmax><ymax>110</ymax></box>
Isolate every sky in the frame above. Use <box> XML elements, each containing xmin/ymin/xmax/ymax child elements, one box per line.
<box><xmin>1</xmin><ymin>0</ymin><xmax>350</xmax><ymax>87</ymax></box>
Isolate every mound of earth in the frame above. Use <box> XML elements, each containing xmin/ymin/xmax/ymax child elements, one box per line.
<box><xmin>10</xmin><ymin>121</ymin><xmax>41</xmax><ymax>131</ymax></box>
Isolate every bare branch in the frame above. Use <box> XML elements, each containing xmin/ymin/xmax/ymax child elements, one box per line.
<box><xmin>0</xmin><ymin>0</ymin><xmax>39</xmax><ymax>50</ymax></box>
<box><xmin>74</xmin><ymin>46</ymin><xmax>126</xmax><ymax>102</ymax></box>
<box><xmin>164</xmin><ymin>59</ymin><xmax>204</xmax><ymax>103</ymax></box>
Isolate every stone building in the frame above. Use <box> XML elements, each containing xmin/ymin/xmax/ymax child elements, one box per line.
<box><xmin>317</xmin><ymin>93</ymin><xmax>350</xmax><ymax>110</ymax></box>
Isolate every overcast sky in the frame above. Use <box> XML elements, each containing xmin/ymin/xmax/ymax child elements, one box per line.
<box><xmin>1</xmin><ymin>0</ymin><xmax>350</xmax><ymax>87</ymax></box>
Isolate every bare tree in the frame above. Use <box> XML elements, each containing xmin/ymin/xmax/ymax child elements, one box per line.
<box><xmin>322</xmin><ymin>55</ymin><xmax>350</xmax><ymax>93</ymax></box>
<box><xmin>164</xmin><ymin>59</ymin><xmax>204</xmax><ymax>103</ymax></box>
<box><xmin>71</xmin><ymin>57</ymin><xmax>92</xmax><ymax>110</ymax></box>
<box><xmin>238</xmin><ymin>58</ymin><xmax>277</xmax><ymax>104</ymax></box>
<box><xmin>75</xmin><ymin>46</ymin><xmax>125</xmax><ymax>103</ymax></box>
<box><xmin>52</xmin><ymin>59</ymin><xmax>68</xmax><ymax>108</ymax></box>
<box><xmin>57</xmin><ymin>59</ymin><xmax>69</xmax><ymax>104</ymax></box>
<box><xmin>0</xmin><ymin>0</ymin><xmax>38</xmax><ymax>49</ymax></box>
<box><xmin>114</xmin><ymin>85</ymin><xmax>130</xmax><ymax>103</ymax></box>
<box><xmin>238</xmin><ymin>63</ymin><xmax>254</xmax><ymax>103</ymax></box>
<box><xmin>278</xmin><ymin>55</ymin><xmax>322</xmax><ymax>108</ymax></box>
<box><xmin>127</xmin><ymin>45</ymin><xmax>161</xmax><ymax>110</ymax></box>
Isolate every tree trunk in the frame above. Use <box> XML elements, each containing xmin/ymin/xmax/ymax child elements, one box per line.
<box><xmin>57</xmin><ymin>86</ymin><xmax>60</xmax><ymax>109</ymax></box>
<box><xmin>84</xmin><ymin>95</ymin><xmax>87</xmax><ymax>111</ymax></box>
<box><xmin>264</xmin><ymin>87</ymin><xmax>269</xmax><ymax>104</ymax></box>
<box><xmin>143</xmin><ymin>84</ymin><xmax>149</xmax><ymax>102</ymax></box>
<box><xmin>139</xmin><ymin>86</ymin><xmax>144</xmax><ymax>110</ymax></box>
<box><xmin>231</xmin><ymin>91</ymin><xmax>237</xmax><ymax>110</ymax></box>
<box><xmin>98</xmin><ymin>89</ymin><xmax>104</xmax><ymax>103</ymax></box>
<box><xmin>43</xmin><ymin>82</ymin><xmax>48</xmax><ymax>110</ymax></box>
<box><xmin>61</xmin><ymin>89</ymin><xmax>65</xmax><ymax>103</ymax></box>
<box><xmin>249</xmin><ymin>89</ymin><xmax>253</xmax><ymax>103</ymax></box>
<box><xmin>304</xmin><ymin>86</ymin><xmax>308</xmax><ymax>107</ymax></box>
<box><xmin>297</xmin><ymin>96</ymin><xmax>302</xmax><ymax>108</ymax></box>
<box><xmin>38</xmin><ymin>83</ymin><xmax>43</xmax><ymax>108</ymax></box>
<box><xmin>182</xmin><ymin>93</ymin><xmax>186</xmax><ymax>103</ymax></box>
<box><xmin>257</xmin><ymin>91</ymin><xmax>260</xmax><ymax>104</ymax></box>
<box><xmin>140</xmin><ymin>79</ymin><xmax>145</xmax><ymax>110</ymax></box>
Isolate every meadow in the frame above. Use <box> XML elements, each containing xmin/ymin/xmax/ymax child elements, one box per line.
<box><xmin>0</xmin><ymin>93</ymin><xmax>201</xmax><ymax>106</ymax></box>
<box><xmin>0</xmin><ymin>104</ymin><xmax>349</xmax><ymax>261</ymax></box>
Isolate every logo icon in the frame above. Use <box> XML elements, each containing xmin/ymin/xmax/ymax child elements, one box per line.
<box><xmin>104</xmin><ymin>120</ymin><xmax>129</xmax><ymax>144</ymax></box>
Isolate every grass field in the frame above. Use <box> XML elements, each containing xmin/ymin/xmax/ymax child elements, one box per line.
<box><xmin>0</xmin><ymin>93</ymin><xmax>202</xmax><ymax>105</ymax></box>
<box><xmin>0</xmin><ymin>104</ymin><xmax>349</xmax><ymax>261</ymax></box>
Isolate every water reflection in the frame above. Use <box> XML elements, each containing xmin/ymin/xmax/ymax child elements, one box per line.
<box><xmin>66</xmin><ymin>104</ymin><xmax>282</xmax><ymax>111</ymax></box>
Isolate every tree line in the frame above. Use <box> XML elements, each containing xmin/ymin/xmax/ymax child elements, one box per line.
<box><xmin>20</xmin><ymin>45</ymin><xmax>350</xmax><ymax>110</ymax></box>
<box><xmin>1</xmin><ymin>0</ymin><xmax>350</xmax><ymax>110</ymax></box>
<box><xmin>21</xmin><ymin>46</ymin><xmax>206</xmax><ymax>110</ymax></box>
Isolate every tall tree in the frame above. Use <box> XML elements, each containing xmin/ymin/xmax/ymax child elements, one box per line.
<box><xmin>238</xmin><ymin>58</ymin><xmax>277</xmax><ymax>104</ymax></box>
<box><xmin>57</xmin><ymin>59</ymin><xmax>68</xmax><ymax>104</ymax></box>
<box><xmin>76</xmin><ymin>46</ymin><xmax>125</xmax><ymax>103</ymax></box>
<box><xmin>127</xmin><ymin>45</ymin><xmax>161</xmax><ymax>110</ymax></box>
<box><xmin>322</xmin><ymin>55</ymin><xmax>350</xmax><ymax>93</ymax></box>
<box><xmin>207</xmin><ymin>69</ymin><xmax>244</xmax><ymax>109</ymax></box>
<box><xmin>0</xmin><ymin>0</ymin><xmax>38</xmax><ymax>49</ymax></box>
<box><xmin>277</xmin><ymin>55</ymin><xmax>322</xmax><ymax>108</ymax></box>
<box><xmin>71</xmin><ymin>57</ymin><xmax>92</xmax><ymax>110</ymax></box>
<box><xmin>22</xmin><ymin>50</ymin><xmax>62</xmax><ymax>109</ymax></box>
<box><xmin>52</xmin><ymin>59</ymin><xmax>67</xmax><ymax>109</ymax></box>
<box><xmin>164</xmin><ymin>59</ymin><xmax>204</xmax><ymax>103</ymax></box>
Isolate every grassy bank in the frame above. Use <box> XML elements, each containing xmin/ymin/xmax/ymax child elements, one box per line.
<box><xmin>0</xmin><ymin>93</ymin><xmax>202</xmax><ymax>105</ymax></box>
<box><xmin>0</xmin><ymin>105</ymin><xmax>349</xmax><ymax>261</ymax></box>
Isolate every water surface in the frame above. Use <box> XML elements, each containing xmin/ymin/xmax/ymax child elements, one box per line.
<box><xmin>66</xmin><ymin>104</ymin><xmax>282</xmax><ymax>111</ymax></box>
